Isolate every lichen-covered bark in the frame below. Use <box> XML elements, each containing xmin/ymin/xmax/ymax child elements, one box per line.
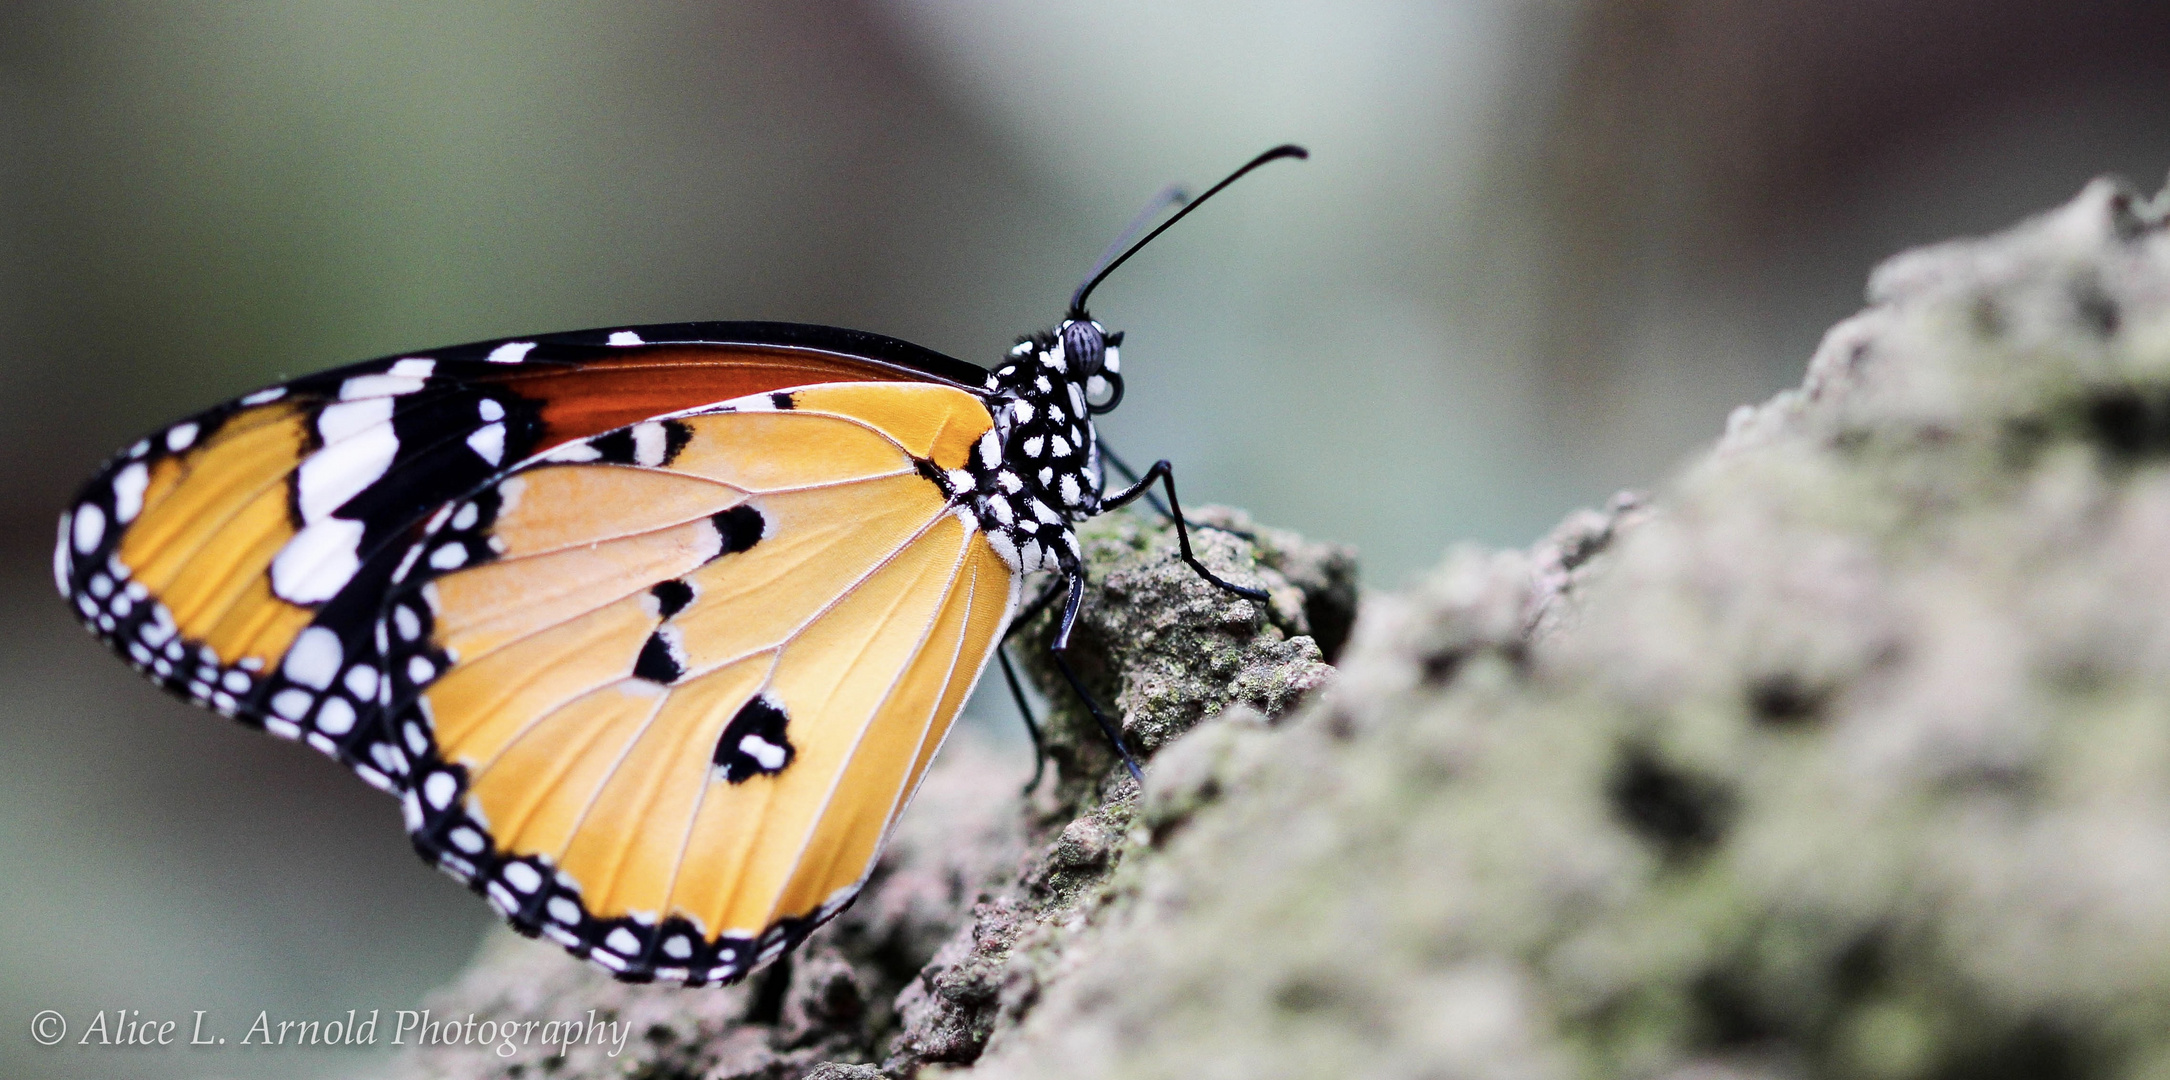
<box><xmin>962</xmin><ymin>178</ymin><xmax>2170</xmax><ymax>1079</ymax></box>
<box><xmin>368</xmin><ymin>176</ymin><xmax>2170</xmax><ymax>1080</ymax></box>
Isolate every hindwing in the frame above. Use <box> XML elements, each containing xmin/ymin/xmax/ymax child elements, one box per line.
<box><xmin>383</xmin><ymin>383</ymin><xmax>1015</xmax><ymax>983</ymax></box>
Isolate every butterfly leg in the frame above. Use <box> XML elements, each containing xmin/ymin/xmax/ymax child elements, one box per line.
<box><xmin>1051</xmin><ymin>569</ymin><xmax>1146</xmax><ymax>785</ymax></box>
<box><xmin>998</xmin><ymin>575</ymin><xmax>1070</xmax><ymax>793</ymax></box>
<box><xmin>1101</xmin><ymin>459</ymin><xmax>1269</xmax><ymax>603</ymax></box>
<box><xmin>1100</xmin><ymin>444</ymin><xmax>1260</xmax><ymax>543</ymax></box>
<box><xmin>996</xmin><ymin>647</ymin><xmax>1047</xmax><ymax>794</ymax></box>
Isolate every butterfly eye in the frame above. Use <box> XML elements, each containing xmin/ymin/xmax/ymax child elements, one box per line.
<box><xmin>1060</xmin><ymin>319</ymin><xmax>1107</xmax><ymax>379</ymax></box>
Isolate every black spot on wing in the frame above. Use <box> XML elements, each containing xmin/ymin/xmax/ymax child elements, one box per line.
<box><xmin>711</xmin><ymin>505</ymin><xmax>765</xmax><ymax>556</ymax></box>
<box><xmin>633</xmin><ymin>631</ymin><xmax>683</xmax><ymax>684</ymax></box>
<box><xmin>651</xmin><ymin>579</ymin><xmax>694</xmax><ymax>619</ymax></box>
<box><xmin>660</xmin><ymin>418</ymin><xmax>693</xmax><ymax>463</ymax></box>
<box><xmin>912</xmin><ymin>456</ymin><xmax>955</xmax><ymax>499</ymax></box>
<box><xmin>586</xmin><ymin>420</ymin><xmax>689</xmax><ymax>467</ymax></box>
<box><xmin>590</xmin><ymin>427</ymin><xmax>637</xmax><ymax>464</ymax></box>
<box><xmin>714</xmin><ymin>696</ymin><xmax>793</xmax><ymax>782</ymax></box>
<box><xmin>769</xmin><ymin>392</ymin><xmax>796</xmax><ymax>410</ymax></box>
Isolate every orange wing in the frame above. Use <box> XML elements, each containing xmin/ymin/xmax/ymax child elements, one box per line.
<box><xmin>57</xmin><ymin>325</ymin><xmax>996</xmax><ymax>795</ymax></box>
<box><xmin>382</xmin><ymin>381</ymin><xmax>1016</xmax><ymax>984</ymax></box>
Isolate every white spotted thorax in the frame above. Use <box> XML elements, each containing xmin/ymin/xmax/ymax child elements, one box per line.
<box><xmin>965</xmin><ymin>318</ymin><xmax>1122</xmax><ymax>575</ymax></box>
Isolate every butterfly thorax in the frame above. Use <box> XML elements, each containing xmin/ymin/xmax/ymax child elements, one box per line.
<box><xmin>963</xmin><ymin>322</ymin><xmax>1120</xmax><ymax>575</ymax></box>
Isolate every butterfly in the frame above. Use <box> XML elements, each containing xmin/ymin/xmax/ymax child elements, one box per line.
<box><xmin>54</xmin><ymin>145</ymin><xmax>1305</xmax><ymax>986</ymax></box>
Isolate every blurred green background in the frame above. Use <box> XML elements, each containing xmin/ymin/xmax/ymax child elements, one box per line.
<box><xmin>4</xmin><ymin>3</ymin><xmax>2168</xmax><ymax>1077</ymax></box>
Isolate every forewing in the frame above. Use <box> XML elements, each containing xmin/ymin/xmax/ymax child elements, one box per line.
<box><xmin>57</xmin><ymin>326</ymin><xmax>990</xmax><ymax>793</ymax></box>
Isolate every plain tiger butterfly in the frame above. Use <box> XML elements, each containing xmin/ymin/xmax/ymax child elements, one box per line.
<box><xmin>54</xmin><ymin>145</ymin><xmax>1306</xmax><ymax>986</ymax></box>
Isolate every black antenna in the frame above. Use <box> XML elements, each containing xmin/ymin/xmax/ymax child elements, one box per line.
<box><xmin>1068</xmin><ymin>144</ymin><xmax>1308</xmax><ymax>319</ymax></box>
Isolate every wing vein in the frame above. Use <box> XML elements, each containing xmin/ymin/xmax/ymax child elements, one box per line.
<box><xmin>745</xmin><ymin>522</ymin><xmax>973</xmax><ymax>933</ymax></box>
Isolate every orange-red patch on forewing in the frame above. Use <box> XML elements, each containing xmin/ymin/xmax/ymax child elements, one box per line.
<box><xmin>509</xmin><ymin>346</ymin><xmax>967</xmax><ymax>447</ymax></box>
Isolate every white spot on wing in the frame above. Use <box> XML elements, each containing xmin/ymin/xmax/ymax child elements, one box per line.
<box><xmin>283</xmin><ymin>626</ymin><xmax>343</xmax><ymax>690</ymax></box>
<box><xmin>504</xmin><ymin>863</ymin><xmax>542</xmax><ymax>892</ymax></box>
<box><xmin>423</xmin><ymin>771</ymin><xmax>457</xmax><ymax>809</ymax></box>
<box><xmin>271</xmin><ymin>688</ymin><xmax>312</xmax><ymax>720</ymax></box>
<box><xmin>546</xmin><ymin>441</ymin><xmax>603</xmax><ymax>463</ymax></box>
<box><xmin>315</xmin><ymin>695</ymin><xmax>357</xmax><ymax>735</ymax></box>
<box><xmin>271</xmin><ymin>517</ymin><xmax>366</xmax><ymax>603</ymax></box>
<box><xmin>738</xmin><ymin>735</ymin><xmax>786</xmax><ymax>770</ymax></box>
<box><xmin>165</xmin><ymin>422</ymin><xmax>200</xmax><ymax>452</ymax></box>
<box><xmin>73</xmin><ymin>503</ymin><xmax>106</xmax><ymax>554</ymax></box>
<box><xmin>607</xmin><ymin>330</ymin><xmax>644</xmax><ymax>345</ymax></box>
<box><xmin>486</xmin><ymin>341</ymin><xmax>536</xmax><ymax>364</ymax></box>
<box><xmin>466</xmin><ymin>423</ymin><xmax>506</xmax><ymax>466</ymax></box>
<box><xmin>339</xmin><ymin>374</ymin><xmax>426</xmax><ymax>398</ymax></box>
<box><xmin>239</xmin><ymin>386</ymin><xmax>286</xmax><ymax>406</ymax></box>
<box><xmin>300</xmin><ymin>404</ymin><xmax>399</xmax><ymax>522</ymax></box>
<box><xmin>111</xmin><ymin>462</ymin><xmax>148</xmax><ymax>523</ymax></box>
<box><xmin>631</xmin><ymin>422</ymin><xmax>667</xmax><ymax>467</ymax></box>
<box><xmin>389</xmin><ymin>358</ymin><xmax>437</xmax><ymax>379</ymax></box>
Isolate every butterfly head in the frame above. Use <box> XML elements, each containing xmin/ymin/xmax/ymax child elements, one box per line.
<box><xmin>1057</xmin><ymin>317</ymin><xmax>1125</xmax><ymax>415</ymax></box>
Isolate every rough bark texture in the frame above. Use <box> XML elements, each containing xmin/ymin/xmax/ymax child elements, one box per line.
<box><xmin>367</xmin><ymin>176</ymin><xmax>2170</xmax><ymax>1080</ymax></box>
